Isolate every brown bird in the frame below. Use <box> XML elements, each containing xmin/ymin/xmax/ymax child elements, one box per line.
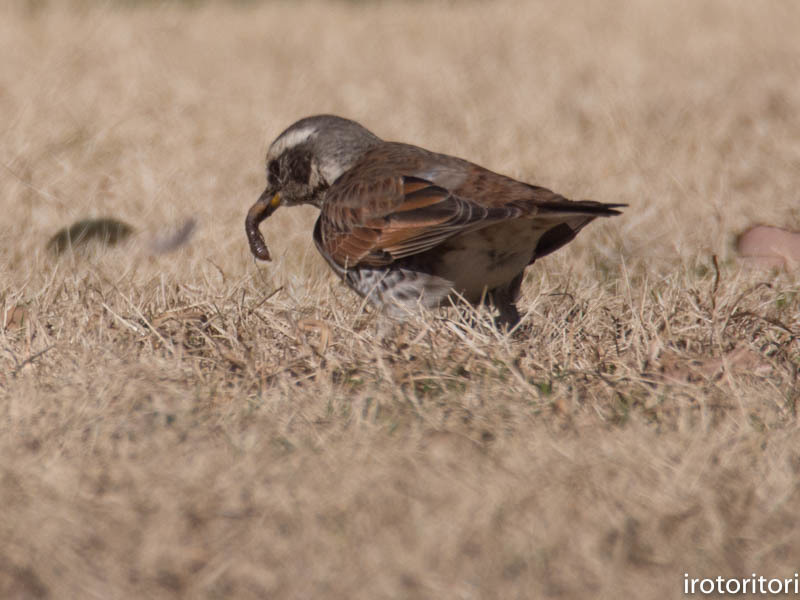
<box><xmin>246</xmin><ymin>115</ymin><xmax>623</xmax><ymax>327</ymax></box>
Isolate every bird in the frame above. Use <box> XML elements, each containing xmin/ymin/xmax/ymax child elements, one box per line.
<box><xmin>246</xmin><ymin>115</ymin><xmax>624</xmax><ymax>328</ymax></box>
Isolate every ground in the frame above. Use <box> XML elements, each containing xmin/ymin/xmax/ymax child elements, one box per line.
<box><xmin>1</xmin><ymin>1</ymin><xmax>799</xmax><ymax>598</ymax></box>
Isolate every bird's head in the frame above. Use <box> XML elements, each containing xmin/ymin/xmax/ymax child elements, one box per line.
<box><xmin>246</xmin><ymin>115</ymin><xmax>381</xmax><ymax>260</ymax></box>
<box><xmin>262</xmin><ymin>114</ymin><xmax>381</xmax><ymax>208</ymax></box>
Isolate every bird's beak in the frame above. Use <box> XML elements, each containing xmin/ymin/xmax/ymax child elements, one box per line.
<box><xmin>245</xmin><ymin>188</ymin><xmax>282</xmax><ymax>261</ymax></box>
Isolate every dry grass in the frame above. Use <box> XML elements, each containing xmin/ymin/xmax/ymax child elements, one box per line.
<box><xmin>1</xmin><ymin>1</ymin><xmax>799</xmax><ymax>598</ymax></box>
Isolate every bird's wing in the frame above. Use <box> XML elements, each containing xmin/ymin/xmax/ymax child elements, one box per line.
<box><xmin>317</xmin><ymin>175</ymin><xmax>524</xmax><ymax>268</ymax></box>
<box><xmin>316</xmin><ymin>143</ymin><xmax>625</xmax><ymax>268</ymax></box>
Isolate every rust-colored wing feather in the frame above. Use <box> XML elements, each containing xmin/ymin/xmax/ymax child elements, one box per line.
<box><xmin>318</xmin><ymin>175</ymin><xmax>523</xmax><ymax>267</ymax></box>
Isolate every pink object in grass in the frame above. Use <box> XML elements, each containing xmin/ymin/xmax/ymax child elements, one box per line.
<box><xmin>736</xmin><ymin>225</ymin><xmax>800</xmax><ymax>269</ymax></box>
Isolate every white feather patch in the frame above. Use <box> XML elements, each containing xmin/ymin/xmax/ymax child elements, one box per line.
<box><xmin>267</xmin><ymin>126</ymin><xmax>317</xmax><ymax>161</ymax></box>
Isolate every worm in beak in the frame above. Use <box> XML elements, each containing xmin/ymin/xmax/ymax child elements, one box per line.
<box><xmin>245</xmin><ymin>189</ymin><xmax>281</xmax><ymax>261</ymax></box>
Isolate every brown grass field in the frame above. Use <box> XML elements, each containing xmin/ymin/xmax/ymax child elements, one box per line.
<box><xmin>1</xmin><ymin>1</ymin><xmax>799</xmax><ymax>598</ymax></box>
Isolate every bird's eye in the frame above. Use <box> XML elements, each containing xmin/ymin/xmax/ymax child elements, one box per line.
<box><xmin>267</xmin><ymin>160</ymin><xmax>280</xmax><ymax>186</ymax></box>
<box><xmin>288</xmin><ymin>150</ymin><xmax>312</xmax><ymax>184</ymax></box>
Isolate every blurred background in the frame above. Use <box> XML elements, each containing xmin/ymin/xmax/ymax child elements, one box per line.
<box><xmin>3</xmin><ymin>0</ymin><xmax>799</xmax><ymax>280</ymax></box>
<box><xmin>1</xmin><ymin>1</ymin><xmax>798</xmax><ymax>598</ymax></box>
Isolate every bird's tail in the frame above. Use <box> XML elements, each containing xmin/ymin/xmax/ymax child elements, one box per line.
<box><xmin>536</xmin><ymin>199</ymin><xmax>626</xmax><ymax>218</ymax></box>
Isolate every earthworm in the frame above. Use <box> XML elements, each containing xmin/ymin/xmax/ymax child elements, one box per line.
<box><xmin>245</xmin><ymin>189</ymin><xmax>279</xmax><ymax>261</ymax></box>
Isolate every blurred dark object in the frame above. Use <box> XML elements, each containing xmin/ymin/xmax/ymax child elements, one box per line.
<box><xmin>47</xmin><ymin>218</ymin><xmax>134</xmax><ymax>256</ymax></box>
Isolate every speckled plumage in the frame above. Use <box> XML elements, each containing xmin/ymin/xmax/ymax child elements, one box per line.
<box><xmin>246</xmin><ymin>115</ymin><xmax>624</xmax><ymax>327</ymax></box>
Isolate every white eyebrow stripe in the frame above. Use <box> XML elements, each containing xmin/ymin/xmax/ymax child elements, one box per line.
<box><xmin>268</xmin><ymin>126</ymin><xmax>317</xmax><ymax>160</ymax></box>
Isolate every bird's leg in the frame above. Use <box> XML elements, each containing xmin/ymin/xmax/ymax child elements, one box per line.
<box><xmin>488</xmin><ymin>272</ymin><xmax>523</xmax><ymax>331</ymax></box>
